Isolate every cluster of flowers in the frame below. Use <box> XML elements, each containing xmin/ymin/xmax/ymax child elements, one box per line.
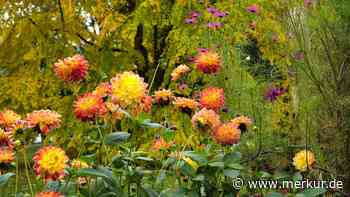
<box><xmin>185</xmin><ymin>6</ymin><xmax>229</xmax><ymax>29</ymax></box>
<box><xmin>0</xmin><ymin>109</ymin><xmax>62</xmax><ymax>166</ymax></box>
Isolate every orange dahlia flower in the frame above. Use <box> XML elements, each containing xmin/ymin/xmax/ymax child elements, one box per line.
<box><xmin>35</xmin><ymin>191</ymin><xmax>64</xmax><ymax>197</ymax></box>
<box><xmin>173</xmin><ymin>97</ymin><xmax>198</xmax><ymax>113</ymax></box>
<box><xmin>213</xmin><ymin>122</ymin><xmax>241</xmax><ymax>145</ymax></box>
<box><xmin>231</xmin><ymin>115</ymin><xmax>252</xmax><ymax>132</ymax></box>
<box><xmin>25</xmin><ymin>110</ymin><xmax>61</xmax><ymax>135</ymax></box>
<box><xmin>194</xmin><ymin>50</ymin><xmax>221</xmax><ymax>74</ymax></box>
<box><xmin>0</xmin><ymin>109</ymin><xmax>21</xmax><ymax>131</ymax></box>
<box><xmin>93</xmin><ymin>82</ymin><xmax>112</xmax><ymax>98</ymax></box>
<box><xmin>0</xmin><ymin>148</ymin><xmax>15</xmax><ymax>164</ymax></box>
<box><xmin>171</xmin><ymin>64</ymin><xmax>191</xmax><ymax>81</ymax></box>
<box><xmin>154</xmin><ymin>89</ymin><xmax>173</xmax><ymax>105</ymax></box>
<box><xmin>0</xmin><ymin>128</ymin><xmax>14</xmax><ymax>149</ymax></box>
<box><xmin>151</xmin><ymin>137</ymin><xmax>172</xmax><ymax>151</ymax></box>
<box><xmin>111</xmin><ymin>72</ymin><xmax>148</xmax><ymax>107</ymax></box>
<box><xmin>33</xmin><ymin>146</ymin><xmax>68</xmax><ymax>181</ymax></box>
<box><xmin>192</xmin><ymin>108</ymin><xmax>221</xmax><ymax>132</ymax></box>
<box><xmin>53</xmin><ymin>54</ymin><xmax>89</xmax><ymax>82</ymax></box>
<box><xmin>74</xmin><ymin>93</ymin><xmax>107</xmax><ymax>121</ymax></box>
<box><xmin>141</xmin><ymin>95</ymin><xmax>153</xmax><ymax>113</ymax></box>
<box><xmin>199</xmin><ymin>87</ymin><xmax>225</xmax><ymax>112</ymax></box>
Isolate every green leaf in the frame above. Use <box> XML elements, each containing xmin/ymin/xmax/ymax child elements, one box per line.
<box><xmin>299</xmin><ymin>188</ymin><xmax>327</xmax><ymax>197</ymax></box>
<box><xmin>135</xmin><ymin>156</ymin><xmax>154</xmax><ymax>161</ymax></box>
<box><xmin>183</xmin><ymin>151</ymin><xmax>208</xmax><ymax>166</ymax></box>
<box><xmin>226</xmin><ymin>163</ymin><xmax>244</xmax><ymax>170</ymax></box>
<box><xmin>142</xmin><ymin>186</ymin><xmax>159</xmax><ymax>197</ymax></box>
<box><xmin>208</xmin><ymin>162</ymin><xmax>225</xmax><ymax>168</ymax></box>
<box><xmin>139</xmin><ymin>119</ymin><xmax>163</xmax><ymax>129</ymax></box>
<box><xmin>223</xmin><ymin>169</ymin><xmax>240</xmax><ymax>178</ymax></box>
<box><xmin>0</xmin><ymin>173</ymin><xmax>15</xmax><ymax>186</ymax></box>
<box><xmin>104</xmin><ymin>132</ymin><xmax>130</xmax><ymax>145</ymax></box>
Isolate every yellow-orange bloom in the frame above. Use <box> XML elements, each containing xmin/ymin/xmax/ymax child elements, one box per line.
<box><xmin>25</xmin><ymin>110</ymin><xmax>61</xmax><ymax>135</ymax></box>
<box><xmin>111</xmin><ymin>72</ymin><xmax>148</xmax><ymax>107</ymax></box>
<box><xmin>0</xmin><ymin>109</ymin><xmax>21</xmax><ymax>131</ymax></box>
<box><xmin>53</xmin><ymin>54</ymin><xmax>89</xmax><ymax>82</ymax></box>
<box><xmin>0</xmin><ymin>128</ymin><xmax>14</xmax><ymax>149</ymax></box>
<box><xmin>74</xmin><ymin>93</ymin><xmax>107</xmax><ymax>121</ymax></box>
<box><xmin>33</xmin><ymin>146</ymin><xmax>68</xmax><ymax>181</ymax></box>
<box><xmin>93</xmin><ymin>82</ymin><xmax>112</xmax><ymax>98</ymax></box>
<box><xmin>213</xmin><ymin>122</ymin><xmax>241</xmax><ymax>145</ymax></box>
<box><xmin>231</xmin><ymin>115</ymin><xmax>252</xmax><ymax>132</ymax></box>
<box><xmin>199</xmin><ymin>87</ymin><xmax>225</xmax><ymax>112</ymax></box>
<box><xmin>194</xmin><ymin>50</ymin><xmax>221</xmax><ymax>74</ymax></box>
<box><xmin>173</xmin><ymin>97</ymin><xmax>198</xmax><ymax>113</ymax></box>
<box><xmin>154</xmin><ymin>89</ymin><xmax>173</xmax><ymax>105</ymax></box>
<box><xmin>292</xmin><ymin>150</ymin><xmax>316</xmax><ymax>171</ymax></box>
<box><xmin>0</xmin><ymin>148</ymin><xmax>15</xmax><ymax>164</ymax></box>
<box><xmin>171</xmin><ymin>64</ymin><xmax>191</xmax><ymax>81</ymax></box>
<box><xmin>151</xmin><ymin>137</ymin><xmax>172</xmax><ymax>151</ymax></box>
<box><xmin>71</xmin><ymin>159</ymin><xmax>89</xmax><ymax>169</ymax></box>
<box><xmin>35</xmin><ymin>191</ymin><xmax>64</xmax><ymax>197</ymax></box>
<box><xmin>192</xmin><ymin>108</ymin><xmax>221</xmax><ymax>132</ymax></box>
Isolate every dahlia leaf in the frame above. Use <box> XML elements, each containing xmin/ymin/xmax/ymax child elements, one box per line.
<box><xmin>104</xmin><ymin>132</ymin><xmax>131</xmax><ymax>145</ymax></box>
<box><xmin>0</xmin><ymin>172</ymin><xmax>15</xmax><ymax>186</ymax></box>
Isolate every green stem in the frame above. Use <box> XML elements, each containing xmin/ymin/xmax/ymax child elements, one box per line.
<box><xmin>22</xmin><ymin>148</ymin><xmax>34</xmax><ymax>197</ymax></box>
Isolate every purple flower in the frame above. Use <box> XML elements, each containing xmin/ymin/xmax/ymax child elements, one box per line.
<box><xmin>197</xmin><ymin>48</ymin><xmax>209</xmax><ymax>53</ymax></box>
<box><xmin>185</xmin><ymin>18</ymin><xmax>197</xmax><ymax>24</ymax></box>
<box><xmin>190</xmin><ymin>11</ymin><xmax>201</xmax><ymax>18</ymax></box>
<box><xmin>207</xmin><ymin>7</ymin><xmax>218</xmax><ymax>14</ymax></box>
<box><xmin>304</xmin><ymin>0</ymin><xmax>313</xmax><ymax>7</ymax></box>
<box><xmin>207</xmin><ymin>22</ymin><xmax>223</xmax><ymax>29</ymax></box>
<box><xmin>264</xmin><ymin>87</ymin><xmax>286</xmax><ymax>102</ymax></box>
<box><xmin>247</xmin><ymin>4</ymin><xmax>259</xmax><ymax>14</ymax></box>
<box><xmin>214</xmin><ymin>11</ymin><xmax>229</xmax><ymax>18</ymax></box>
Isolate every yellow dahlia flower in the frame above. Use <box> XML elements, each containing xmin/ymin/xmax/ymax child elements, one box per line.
<box><xmin>35</xmin><ymin>191</ymin><xmax>64</xmax><ymax>197</ymax></box>
<box><xmin>154</xmin><ymin>89</ymin><xmax>173</xmax><ymax>105</ymax></box>
<box><xmin>74</xmin><ymin>93</ymin><xmax>107</xmax><ymax>121</ymax></box>
<box><xmin>33</xmin><ymin>146</ymin><xmax>68</xmax><ymax>181</ymax></box>
<box><xmin>0</xmin><ymin>148</ymin><xmax>15</xmax><ymax>164</ymax></box>
<box><xmin>0</xmin><ymin>109</ymin><xmax>21</xmax><ymax>131</ymax></box>
<box><xmin>192</xmin><ymin>108</ymin><xmax>221</xmax><ymax>132</ymax></box>
<box><xmin>199</xmin><ymin>87</ymin><xmax>225</xmax><ymax>112</ymax></box>
<box><xmin>171</xmin><ymin>64</ymin><xmax>191</xmax><ymax>81</ymax></box>
<box><xmin>0</xmin><ymin>128</ymin><xmax>14</xmax><ymax>149</ymax></box>
<box><xmin>53</xmin><ymin>54</ymin><xmax>89</xmax><ymax>82</ymax></box>
<box><xmin>292</xmin><ymin>150</ymin><xmax>316</xmax><ymax>171</ymax></box>
<box><xmin>231</xmin><ymin>115</ymin><xmax>252</xmax><ymax>132</ymax></box>
<box><xmin>173</xmin><ymin>97</ymin><xmax>198</xmax><ymax>113</ymax></box>
<box><xmin>213</xmin><ymin>122</ymin><xmax>241</xmax><ymax>145</ymax></box>
<box><xmin>194</xmin><ymin>50</ymin><xmax>221</xmax><ymax>74</ymax></box>
<box><xmin>25</xmin><ymin>110</ymin><xmax>61</xmax><ymax>135</ymax></box>
<box><xmin>111</xmin><ymin>71</ymin><xmax>148</xmax><ymax>107</ymax></box>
